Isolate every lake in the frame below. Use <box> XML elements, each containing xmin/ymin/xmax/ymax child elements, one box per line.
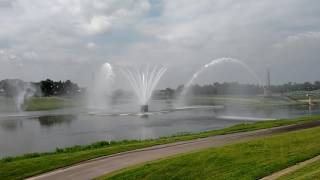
<box><xmin>0</xmin><ymin>99</ymin><xmax>319</xmax><ymax>157</ymax></box>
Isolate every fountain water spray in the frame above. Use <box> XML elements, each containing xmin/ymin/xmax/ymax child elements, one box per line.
<box><xmin>122</xmin><ymin>65</ymin><xmax>167</xmax><ymax>112</ymax></box>
<box><xmin>181</xmin><ymin>58</ymin><xmax>263</xmax><ymax>96</ymax></box>
<box><xmin>89</xmin><ymin>62</ymin><xmax>115</xmax><ymax>109</ymax></box>
<box><xmin>1</xmin><ymin>79</ymin><xmax>36</xmax><ymax>111</ymax></box>
<box><xmin>15</xmin><ymin>83</ymin><xmax>36</xmax><ymax>111</ymax></box>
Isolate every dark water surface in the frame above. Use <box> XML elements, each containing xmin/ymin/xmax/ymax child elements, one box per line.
<box><xmin>0</xmin><ymin>100</ymin><xmax>319</xmax><ymax>157</ymax></box>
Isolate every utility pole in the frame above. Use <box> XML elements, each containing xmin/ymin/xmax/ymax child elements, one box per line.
<box><xmin>267</xmin><ymin>68</ymin><xmax>271</xmax><ymax>90</ymax></box>
<box><xmin>264</xmin><ymin>68</ymin><xmax>272</xmax><ymax>97</ymax></box>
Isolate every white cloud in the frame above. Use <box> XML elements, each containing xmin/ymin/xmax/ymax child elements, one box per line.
<box><xmin>137</xmin><ymin>0</ymin><xmax>271</xmax><ymax>47</ymax></box>
<box><xmin>137</xmin><ymin>0</ymin><xmax>320</xmax><ymax>50</ymax></box>
<box><xmin>0</xmin><ymin>0</ymin><xmax>151</xmax><ymax>62</ymax></box>
<box><xmin>126</xmin><ymin>0</ymin><xmax>320</xmax><ymax>85</ymax></box>
<box><xmin>86</xmin><ymin>42</ymin><xmax>97</xmax><ymax>50</ymax></box>
<box><xmin>84</xmin><ymin>15</ymin><xmax>112</xmax><ymax>35</ymax></box>
<box><xmin>274</xmin><ymin>32</ymin><xmax>320</xmax><ymax>48</ymax></box>
<box><xmin>1</xmin><ymin>0</ymin><xmax>320</xmax><ymax>85</ymax></box>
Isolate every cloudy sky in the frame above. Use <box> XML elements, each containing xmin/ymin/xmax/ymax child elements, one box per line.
<box><xmin>0</xmin><ymin>0</ymin><xmax>320</xmax><ymax>88</ymax></box>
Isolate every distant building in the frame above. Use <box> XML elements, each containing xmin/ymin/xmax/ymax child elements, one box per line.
<box><xmin>264</xmin><ymin>69</ymin><xmax>272</xmax><ymax>97</ymax></box>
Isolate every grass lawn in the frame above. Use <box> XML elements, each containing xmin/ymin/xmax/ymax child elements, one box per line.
<box><xmin>24</xmin><ymin>97</ymin><xmax>77</xmax><ymax>111</ymax></box>
<box><xmin>278</xmin><ymin>159</ymin><xmax>320</xmax><ymax>180</ymax></box>
<box><xmin>187</xmin><ymin>95</ymin><xmax>308</xmax><ymax>107</ymax></box>
<box><xmin>101</xmin><ymin>126</ymin><xmax>320</xmax><ymax>180</ymax></box>
<box><xmin>0</xmin><ymin>115</ymin><xmax>320</xmax><ymax>179</ymax></box>
<box><xmin>23</xmin><ymin>95</ymin><xmax>311</xmax><ymax>111</ymax></box>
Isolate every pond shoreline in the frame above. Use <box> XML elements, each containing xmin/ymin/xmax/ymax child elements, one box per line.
<box><xmin>1</xmin><ymin>115</ymin><xmax>320</xmax><ymax>179</ymax></box>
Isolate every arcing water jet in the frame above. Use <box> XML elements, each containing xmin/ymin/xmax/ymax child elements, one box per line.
<box><xmin>181</xmin><ymin>58</ymin><xmax>263</xmax><ymax>96</ymax></box>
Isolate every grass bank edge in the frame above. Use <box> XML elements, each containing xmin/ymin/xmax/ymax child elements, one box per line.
<box><xmin>1</xmin><ymin>115</ymin><xmax>320</xmax><ymax>179</ymax></box>
<box><xmin>278</xmin><ymin>157</ymin><xmax>320</xmax><ymax>179</ymax></box>
<box><xmin>24</xmin><ymin>95</ymin><xmax>314</xmax><ymax>111</ymax></box>
<box><xmin>2</xmin><ymin>114</ymin><xmax>319</xmax><ymax>162</ymax></box>
<box><xmin>99</xmin><ymin>125</ymin><xmax>320</xmax><ymax>180</ymax></box>
<box><xmin>24</xmin><ymin>96</ymin><xmax>78</xmax><ymax>111</ymax></box>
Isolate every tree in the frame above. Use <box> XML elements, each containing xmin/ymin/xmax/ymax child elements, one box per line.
<box><xmin>40</xmin><ymin>79</ymin><xmax>80</xmax><ymax>97</ymax></box>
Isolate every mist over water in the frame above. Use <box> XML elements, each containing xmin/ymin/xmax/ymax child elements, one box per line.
<box><xmin>88</xmin><ymin>63</ymin><xmax>115</xmax><ymax>110</ymax></box>
<box><xmin>15</xmin><ymin>83</ymin><xmax>36</xmax><ymax>112</ymax></box>
<box><xmin>0</xmin><ymin>80</ymin><xmax>36</xmax><ymax>112</ymax></box>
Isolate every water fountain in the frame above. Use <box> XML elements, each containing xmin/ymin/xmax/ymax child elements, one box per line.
<box><xmin>181</xmin><ymin>57</ymin><xmax>263</xmax><ymax>97</ymax></box>
<box><xmin>122</xmin><ymin>65</ymin><xmax>167</xmax><ymax>112</ymax></box>
<box><xmin>0</xmin><ymin>79</ymin><xmax>36</xmax><ymax>112</ymax></box>
<box><xmin>1</xmin><ymin>61</ymin><xmax>317</xmax><ymax>158</ymax></box>
<box><xmin>88</xmin><ymin>62</ymin><xmax>115</xmax><ymax>109</ymax></box>
<box><xmin>14</xmin><ymin>82</ymin><xmax>36</xmax><ymax>111</ymax></box>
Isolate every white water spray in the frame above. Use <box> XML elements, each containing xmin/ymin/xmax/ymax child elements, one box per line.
<box><xmin>89</xmin><ymin>62</ymin><xmax>115</xmax><ymax>109</ymax></box>
<box><xmin>2</xmin><ymin>80</ymin><xmax>37</xmax><ymax>111</ymax></box>
<box><xmin>181</xmin><ymin>58</ymin><xmax>263</xmax><ymax>96</ymax></box>
<box><xmin>15</xmin><ymin>83</ymin><xmax>36</xmax><ymax>111</ymax></box>
<box><xmin>122</xmin><ymin>65</ymin><xmax>167</xmax><ymax>108</ymax></box>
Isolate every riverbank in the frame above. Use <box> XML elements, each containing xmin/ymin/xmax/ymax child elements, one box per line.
<box><xmin>262</xmin><ymin>155</ymin><xmax>320</xmax><ymax>179</ymax></box>
<box><xmin>1</xmin><ymin>115</ymin><xmax>320</xmax><ymax>179</ymax></box>
<box><xmin>25</xmin><ymin>97</ymin><xmax>78</xmax><ymax>111</ymax></box>
<box><xmin>187</xmin><ymin>95</ymin><xmax>315</xmax><ymax>107</ymax></box>
<box><xmin>100</xmin><ymin>123</ymin><xmax>320</xmax><ymax>180</ymax></box>
<box><xmin>21</xmin><ymin>95</ymin><xmax>319</xmax><ymax>111</ymax></box>
<box><xmin>278</xmin><ymin>157</ymin><xmax>320</xmax><ymax>179</ymax></box>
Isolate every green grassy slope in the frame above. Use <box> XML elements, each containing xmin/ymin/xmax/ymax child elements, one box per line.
<box><xmin>278</xmin><ymin>159</ymin><xmax>320</xmax><ymax>180</ymax></box>
<box><xmin>24</xmin><ymin>97</ymin><xmax>76</xmax><ymax>111</ymax></box>
<box><xmin>102</xmin><ymin>126</ymin><xmax>320</xmax><ymax>180</ymax></box>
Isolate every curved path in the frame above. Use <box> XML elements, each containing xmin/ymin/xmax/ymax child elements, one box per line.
<box><xmin>27</xmin><ymin>121</ymin><xmax>320</xmax><ymax>180</ymax></box>
<box><xmin>261</xmin><ymin>155</ymin><xmax>320</xmax><ymax>180</ymax></box>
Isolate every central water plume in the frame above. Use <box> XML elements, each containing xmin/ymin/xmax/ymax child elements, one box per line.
<box><xmin>89</xmin><ymin>62</ymin><xmax>115</xmax><ymax>109</ymax></box>
<box><xmin>181</xmin><ymin>58</ymin><xmax>263</xmax><ymax>96</ymax></box>
<box><xmin>122</xmin><ymin>65</ymin><xmax>167</xmax><ymax>112</ymax></box>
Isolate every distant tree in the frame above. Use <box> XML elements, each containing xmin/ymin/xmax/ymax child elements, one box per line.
<box><xmin>40</xmin><ymin>79</ymin><xmax>54</xmax><ymax>96</ymax></box>
<box><xmin>315</xmin><ymin>81</ymin><xmax>320</xmax><ymax>89</ymax></box>
<box><xmin>40</xmin><ymin>79</ymin><xmax>80</xmax><ymax>97</ymax></box>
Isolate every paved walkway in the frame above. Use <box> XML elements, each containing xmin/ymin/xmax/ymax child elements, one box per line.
<box><xmin>27</xmin><ymin>121</ymin><xmax>320</xmax><ymax>180</ymax></box>
<box><xmin>261</xmin><ymin>155</ymin><xmax>320</xmax><ymax>180</ymax></box>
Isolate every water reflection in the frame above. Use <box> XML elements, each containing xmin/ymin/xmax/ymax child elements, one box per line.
<box><xmin>37</xmin><ymin>115</ymin><xmax>77</xmax><ymax>127</ymax></box>
<box><xmin>140</xmin><ymin>114</ymin><xmax>149</xmax><ymax>119</ymax></box>
<box><xmin>0</xmin><ymin>102</ymin><xmax>320</xmax><ymax>157</ymax></box>
<box><xmin>0</xmin><ymin>119</ymin><xmax>23</xmax><ymax>131</ymax></box>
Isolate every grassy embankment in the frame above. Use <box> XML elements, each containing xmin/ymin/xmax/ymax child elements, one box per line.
<box><xmin>188</xmin><ymin>95</ymin><xmax>311</xmax><ymax>107</ymax></box>
<box><xmin>24</xmin><ymin>97</ymin><xmax>77</xmax><ymax>111</ymax></box>
<box><xmin>24</xmin><ymin>94</ymin><xmax>316</xmax><ymax>111</ymax></box>
<box><xmin>278</xmin><ymin>159</ymin><xmax>320</xmax><ymax>179</ymax></box>
<box><xmin>100</xmin><ymin>125</ymin><xmax>320</xmax><ymax>180</ymax></box>
<box><xmin>1</xmin><ymin>115</ymin><xmax>320</xmax><ymax>179</ymax></box>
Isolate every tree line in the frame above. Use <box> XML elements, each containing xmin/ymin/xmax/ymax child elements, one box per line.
<box><xmin>1</xmin><ymin>78</ymin><xmax>320</xmax><ymax>98</ymax></box>
<box><xmin>38</xmin><ymin>79</ymin><xmax>80</xmax><ymax>97</ymax></box>
<box><xmin>155</xmin><ymin>81</ymin><xmax>320</xmax><ymax>97</ymax></box>
<box><xmin>0</xmin><ymin>79</ymin><xmax>81</xmax><ymax>97</ymax></box>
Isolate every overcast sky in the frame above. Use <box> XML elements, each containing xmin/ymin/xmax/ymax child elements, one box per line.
<box><xmin>0</xmin><ymin>0</ymin><xmax>320</xmax><ymax>88</ymax></box>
